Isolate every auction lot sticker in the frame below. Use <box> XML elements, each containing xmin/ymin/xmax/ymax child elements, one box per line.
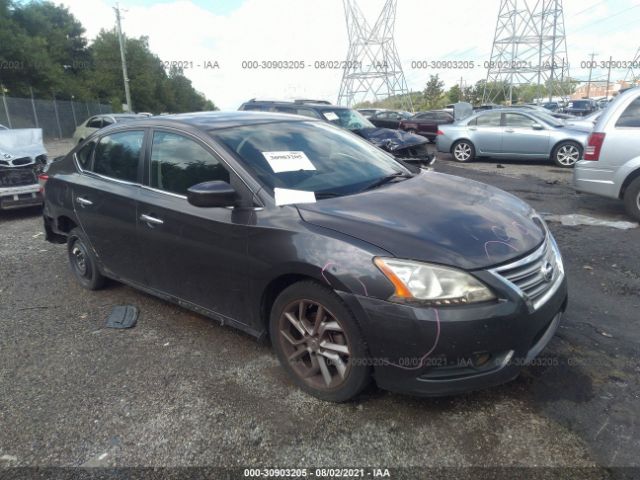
<box><xmin>262</xmin><ymin>151</ymin><xmax>316</xmax><ymax>173</ymax></box>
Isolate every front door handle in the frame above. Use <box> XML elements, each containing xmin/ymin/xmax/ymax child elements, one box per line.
<box><xmin>76</xmin><ymin>196</ymin><xmax>93</xmax><ymax>207</ymax></box>
<box><xmin>469</xmin><ymin>127</ymin><xmax>477</xmax><ymax>131</ymax></box>
<box><xmin>140</xmin><ymin>214</ymin><xmax>164</xmax><ymax>226</ymax></box>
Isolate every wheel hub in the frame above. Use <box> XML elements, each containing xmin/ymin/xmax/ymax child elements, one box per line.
<box><xmin>278</xmin><ymin>299</ymin><xmax>351</xmax><ymax>390</ymax></box>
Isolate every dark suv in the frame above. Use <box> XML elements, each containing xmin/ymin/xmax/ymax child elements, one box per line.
<box><xmin>564</xmin><ymin>99</ymin><xmax>597</xmax><ymax>117</ymax></box>
<box><xmin>239</xmin><ymin>99</ymin><xmax>431</xmax><ymax>163</ymax></box>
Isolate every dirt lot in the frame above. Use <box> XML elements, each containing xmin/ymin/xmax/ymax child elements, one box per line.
<box><xmin>0</xmin><ymin>140</ymin><xmax>639</xmax><ymax>477</ymax></box>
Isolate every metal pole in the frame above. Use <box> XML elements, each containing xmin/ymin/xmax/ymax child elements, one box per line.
<box><xmin>71</xmin><ymin>97</ymin><xmax>77</xmax><ymax>127</ymax></box>
<box><xmin>52</xmin><ymin>93</ymin><xmax>63</xmax><ymax>139</ymax></box>
<box><xmin>114</xmin><ymin>3</ymin><xmax>133</xmax><ymax>112</ymax></box>
<box><xmin>548</xmin><ymin>0</ymin><xmax>559</xmax><ymax>102</ymax></box>
<box><xmin>1</xmin><ymin>83</ymin><xmax>12</xmax><ymax>128</ymax></box>
<box><xmin>605</xmin><ymin>55</ymin><xmax>612</xmax><ymax>100</ymax></box>
<box><xmin>29</xmin><ymin>86</ymin><xmax>39</xmax><ymax>128</ymax></box>
<box><xmin>586</xmin><ymin>52</ymin><xmax>596</xmax><ymax>98</ymax></box>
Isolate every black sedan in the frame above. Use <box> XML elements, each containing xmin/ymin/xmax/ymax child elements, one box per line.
<box><xmin>43</xmin><ymin>112</ymin><xmax>567</xmax><ymax>402</ymax></box>
<box><xmin>368</xmin><ymin>110</ymin><xmax>413</xmax><ymax>129</ymax></box>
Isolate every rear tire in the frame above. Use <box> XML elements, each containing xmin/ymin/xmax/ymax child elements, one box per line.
<box><xmin>552</xmin><ymin>141</ymin><xmax>581</xmax><ymax>168</ymax></box>
<box><xmin>623</xmin><ymin>177</ymin><xmax>640</xmax><ymax>222</ymax></box>
<box><xmin>67</xmin><ymin>227</ymin><xmax>105</xmax><ymax>290</ymax></box>
<box><xmin>451</xmin><ymin>140</ymin><xmax>475</xmax><ymax>162</ymax></box>
<box><xmin>269</xmin><ymin>281</ymin><xmax>371</xmax><ymax>402</ymax></box>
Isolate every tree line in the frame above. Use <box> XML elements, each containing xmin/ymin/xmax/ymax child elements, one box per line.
<box><xmin>356</xmin><ymin>74</ymin><xmax>579</xmax><ymax>112</ymax></box>
<box><xmin>0</xmin><ymin>0</ymin><xmax>217</xmax><ymax>113</ymax></box>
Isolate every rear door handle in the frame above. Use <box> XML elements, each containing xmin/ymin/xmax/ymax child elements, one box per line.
<box><xmin>505</xmin><ymin>129</ymin><xmax>515</xmax><ymax>133</ymax></box>
<box><xmin>140</xmin><ymin>214</ymin><xmax>164</xmax><ymax>226</ymax></box>
<box><xmin>76</xmin><ymin>197</ymin><xmax>93</xmax><ymax>207</ymax></box>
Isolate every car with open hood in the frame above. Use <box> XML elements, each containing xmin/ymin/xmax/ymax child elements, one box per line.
<box><xmin>239</xmin><ymin>99</ymin><xmax>432</xmax><ymax>163</ymax></box>
<box><xmin>0</xmin><ymin>127</ymin><xmax>48</xmax><ymax>210</ymax></box>
<box><xmin>43</xmin><ymin>111</ymin><xmax>567</xmax><ymax>402</ymax></box>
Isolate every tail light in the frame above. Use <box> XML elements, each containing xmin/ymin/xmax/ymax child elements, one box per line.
<box><xmin>38</xmin><ymin>174</ymin><xmax>49</xmax><ymax>193</ymax></box>
<box><xmin>584</xmin><ymin>132</ymin><xmax>606</xmax><ymax>161</ymax></box>
<box><xmin>437</xmin><ymin>129</ymin><xmax>445</xmax><ymax>136</ymax></box>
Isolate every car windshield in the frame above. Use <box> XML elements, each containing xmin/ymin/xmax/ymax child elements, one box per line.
<box><xmin>210</xmin><ymin>120</ymin><xmax>410</xmax><ymax>197</ymax></box>
<box><xmin>320</xmin><ymin>109</ymin><xmax>375</xmax><ymax>130</ymax></box>
<box><xmin>529</xmin><ymin>110</ymin><xmax>564</xmax><ymax>127</ymax></box>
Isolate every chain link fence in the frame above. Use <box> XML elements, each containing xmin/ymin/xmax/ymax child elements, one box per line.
<box><xmin>0</xmin><ymin>95</ymin><xmax>112</xmax><ymax>139</ymax></box>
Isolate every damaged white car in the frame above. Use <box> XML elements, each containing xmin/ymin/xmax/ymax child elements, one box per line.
<box><xmin>0</xmin><ymin>127</ymin><xmax>48</xmax><ymax>210</ymax></box>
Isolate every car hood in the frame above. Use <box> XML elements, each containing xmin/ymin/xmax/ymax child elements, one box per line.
<box><xmin>354</xmin><ymin>127</ymin><xmax>428</xmax><ymax>151</ymax></box>
<box><xmin>297</xmin><ymin>172</ymin><xmax>545</xmax><ymax>270</ymax></box>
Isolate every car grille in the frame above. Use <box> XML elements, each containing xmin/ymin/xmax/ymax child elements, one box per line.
<box><xmin>0</xmin><ymin>167</ymin><xmax>38</xmax><ymax>187</ymax></box>
<box><xmin>490</xmin><ymin>237</ymin><xmax>563</xmax><ymax>311</ymax></box>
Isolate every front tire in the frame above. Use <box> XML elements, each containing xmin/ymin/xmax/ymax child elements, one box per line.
<box><xmin>451</xmin><ymin>140</ymin><xmax>475</xmax><ymax>162</ymax></box>
<box><xmin>270</xmin><ymin>281</ymin><xmax>371</xmax><ymax>402</ymax></box>
<box><xmin>623</xmin><ymin>177</ymin><xmax>640</xmax><ymax>221</ymax></box>
<box><xmin>552</xmin><ymin>141</ymin><xmax>581</xmax><ymax>168</ymax></box>
<box><xmin>67</xmin><ymin>227</ymin><xmax>105</xmax><ymax>290</ymax></box>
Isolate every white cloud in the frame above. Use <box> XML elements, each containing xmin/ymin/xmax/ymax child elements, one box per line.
<box><xmin>61</xmin><ymin>0</ymin><xmax>639</xmax><ymax>110</ymax></box>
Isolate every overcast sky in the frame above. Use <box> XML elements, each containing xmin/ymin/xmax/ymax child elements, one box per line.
<box><xmin>60</xmin><ymin>0</ymin><xmax>640</xmax><ymax>110</ymax></box>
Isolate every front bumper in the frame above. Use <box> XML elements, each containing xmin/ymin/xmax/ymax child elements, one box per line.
<box><xmin>573</xmin><ymin>160</ymin><xmax>618</xmax><ymax>199</ymax></box>
<box><xmin>339</xmin><ymin>272</ymin><xmax>568</xmax><ymax>397</ymax></box>
<box><xmin>0</xmin><ymin>184</ymin><xmax>42</xmax><ymax>210</ymax></box>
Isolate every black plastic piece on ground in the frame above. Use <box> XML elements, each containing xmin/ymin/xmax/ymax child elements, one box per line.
<box><xmin>105</xmin><ymin>305</ymin><xmax>138</xmax><ymax>329</ymax></box>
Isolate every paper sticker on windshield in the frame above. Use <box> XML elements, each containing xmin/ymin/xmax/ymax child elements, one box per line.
<box><xmin>262</xmin><ymin>151</ymin><xmax>316</xmax><ymax>173</ymax></box>
<box><xmin>274</xmin><ymin>188</ymin><xmax>316</xmax><ymax>206</ymax></box>
<box><xmin>323</xmin><ymin>111</ymin><xmax>339</xmax><ymax>121</ymax></box>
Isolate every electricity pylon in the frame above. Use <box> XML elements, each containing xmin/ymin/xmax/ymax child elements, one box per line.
<box><xmin>483</xmin><ymin>0</ymin><xmax>570</xmax><ymax>104</ymax></box>
<box><xmin>337</xmin><ymin>0</ymin><xmax>413</xmax><ymax>111</ymax></box>
<box><xmin>625</xmin><ymin>46</ymin><xmax>640</xmax><ymax>85</ymax></box>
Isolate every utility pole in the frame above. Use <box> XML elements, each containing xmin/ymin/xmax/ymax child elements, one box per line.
<box><xmin>114</xmin><ymin>3</ymin><xmax>132</xmax><ymax>112</ymax></box>
<box><xmin>586</xmin><ymin>52</ymin><xmax>597</xmax><ymax>98</ymax></box>
<box><xmin>605</xmin><ymin>55</ymin><xmax>612</xmax><ymax>100</ymax></box>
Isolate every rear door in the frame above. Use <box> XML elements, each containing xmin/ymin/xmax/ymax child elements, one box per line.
<box><xmin>416</xmin><ymin>112</ymin><xmax>437</xmax><ymax>136</ymax></box>
<box><xmin>501</xmin><ymin>112</ymin><xmax>550</xmax><ymax>156</ymax></box>
<box><xmin>469</xmin><ymin>111</ymin><xmax>503</xmax><ymax>154</ymax></box>
<box><xmin>136</xmin><ymin>129</ymin><xmax>251</xmax><ymax>321</ymax></box>
<box><xmin>72</xmin><ymin>129</ymin><xmax>146</xmax><ymax>282</ymax></box>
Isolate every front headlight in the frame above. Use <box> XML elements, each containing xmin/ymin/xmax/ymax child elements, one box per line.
<box><xmin>374</xmin><ymin>257</ymin><xmax>495</xmax><ymax>306</ymax></box>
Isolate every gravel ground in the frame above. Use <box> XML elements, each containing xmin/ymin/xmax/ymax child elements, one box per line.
<box><xmin>0</xmin><ymin>140</ymin><xmax>638</xmax><ymax>477</ymax></box>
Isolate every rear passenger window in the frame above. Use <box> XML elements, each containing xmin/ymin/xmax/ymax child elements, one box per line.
<box><xmin>86</xmin><ymin>117</ymin><xmax>102</xmax><ymax>128</ymax></box>
<box><xmin>150</xmin><ymin>131</ymin><xmax>230</xmax><ymax>196</ymax></box>
<box><xmin>93</xmin><ymin>131</ymin><xmax>144</xmax><ymax>182</ymax></box>
<box><xmin>476</xmin><ymin>112</ymin><xmax>502</xmax><ymax>127</ymax></box>
<box><xmin>616</xmin><ymin>97</ymin><xmax>640</xmax><ymax>128</ymax></box>
<box><xmin>76</xmin><ymin>142</ymin><xmax>95</xmax><ymax>170</ymax></box>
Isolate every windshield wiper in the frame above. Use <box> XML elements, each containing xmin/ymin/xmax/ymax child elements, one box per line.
<box><xmin>315</xmin><ymin>191</ymin><xmax>344</xmax><ymax>199</ymax></box>
<box><xmin>360</xmin><ymin>172</ymin><xmax>413</xmax><ymax>192</ymax></box>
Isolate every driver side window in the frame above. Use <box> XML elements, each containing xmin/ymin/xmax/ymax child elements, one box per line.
<box><xmin>150</xmin><ymin>131</ymin><xmax>230</xmax><ymax>196</ymax></box>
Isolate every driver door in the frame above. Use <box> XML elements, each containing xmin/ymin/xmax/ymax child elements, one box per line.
<box><xmin>136</xmin><ymin>129</ymin><xmax>251</xmax><ymax>321</ymax></box>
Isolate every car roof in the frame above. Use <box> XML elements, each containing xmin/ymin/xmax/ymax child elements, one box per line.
<box><xmin>98</xmin><ymin>111</ymin><xmax>312</xmax><ymax>133</ymax></box>
<box><xmin>242</xmin><ymin>100</ymin><xmax>351</xmax><ymax>111</ymax></box>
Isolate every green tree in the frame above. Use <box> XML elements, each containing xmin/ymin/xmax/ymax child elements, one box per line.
<box><xmin>447</xmin><ymin>84</ymin><xmax>462</xmax><ymax>104</ymax></box>
<box><xmin>423</xmin><ymin>74</ymin><xmax>445</xmax><ymax>109</ymax></box>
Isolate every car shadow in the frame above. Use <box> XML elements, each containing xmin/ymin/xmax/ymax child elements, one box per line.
<box><xmin>0</xmin><ymin>205</ymin><xmax>43</xmax><ymax>221</ymax></box>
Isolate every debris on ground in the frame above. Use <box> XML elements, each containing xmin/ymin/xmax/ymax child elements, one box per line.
<box><xmin>543</xmin><ymin>213</ymin><xmax>638</xmax><ymax>230</ymax></box>
<box><xmin>105</xmin><ymin>305</ymin><xmax>138</xmax><ymax>329</ymax></box>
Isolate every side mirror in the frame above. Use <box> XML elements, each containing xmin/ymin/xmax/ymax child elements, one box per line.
<box><xmin>187</xmin><ymin>180</ymin><xmax>236</xmax><ymax>208</ymax></box>
<box><xmin>532</xmin><ymin>123</ymin><xmax>544</xmax><ymax>130</ymax></box>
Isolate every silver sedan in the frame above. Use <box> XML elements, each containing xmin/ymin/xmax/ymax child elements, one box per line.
<box><xmin>436</xmin><ymin>109</ymin><xmax>590</xmax><ymax>168</ymax></box>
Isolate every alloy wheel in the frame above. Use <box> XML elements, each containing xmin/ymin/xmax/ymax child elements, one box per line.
<box><xmin>277</xmin><ymin>299</ymin><xmax>352</xmax><ymax>391</ymax></box>
<box><xmin>454</xmin><ymin>142</ymin><xmax>472</xmax><ymax>161</ymax></box>
<box><xmin>556</xmin><ymin>144</ymin><xmax>580</xmax><ymax>166</ymax></box>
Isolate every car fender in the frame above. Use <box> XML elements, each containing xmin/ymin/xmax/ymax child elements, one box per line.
<box><xmin>615</xmin><ymin>156</ymin><xmax>640</xmax><ymax>197</ymax></box>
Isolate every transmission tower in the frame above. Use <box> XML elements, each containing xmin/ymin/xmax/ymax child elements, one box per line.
<box><xmin>625</xmin><ymin>46</ymin><xmax>640</xmax><ymax>85</ymax></box>
<box><xmin>337</xmin><ymin>0</ymin><xmax>412</xmax><ymax>110</ymax></box>
<box><xmin>483</xmin><ymin>0</ymin><xmax>570</xmax><ymax>105</ymax></box>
